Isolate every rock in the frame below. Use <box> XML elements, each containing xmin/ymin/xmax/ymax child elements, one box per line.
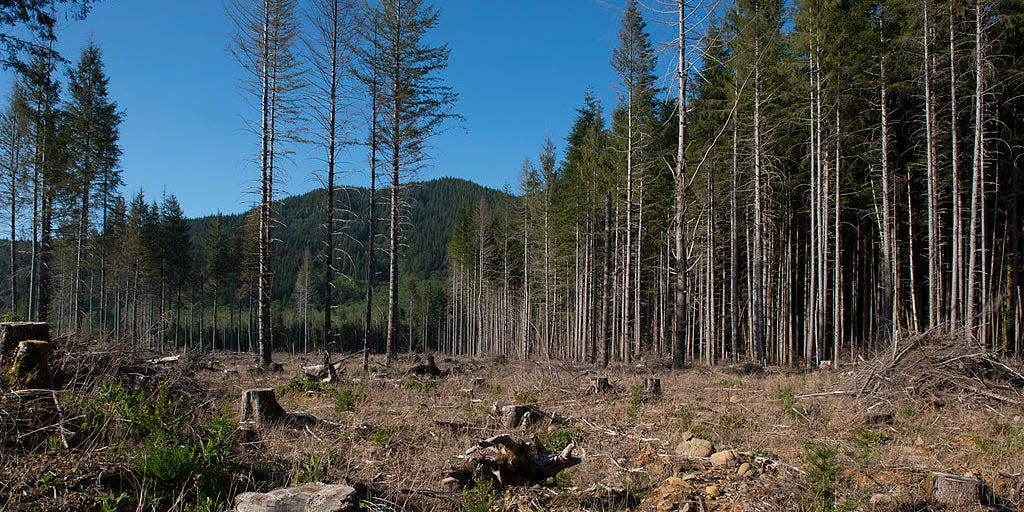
<box><xmin>676</xmin><ymin>437</ymin><xmax>714</xmax><ymax>458</ymax></box>
<box><xmin>869</xmin><ymin>493</ymin><xmax>895</xmax><ymax>508</ymax></box>
<box><xmin>710</xmin><ymin>449</ymin><xmax>738</xmax><ymax>467</ymax></box>
<box><xmin>234</xmin><ymin>483</ymin><xmax>357</xmax><ymax>512</ymax></box>
<box><xmin>679</xmin><ymin>430</ymin><xmax>695</xmax><ymax>442</ymax></box>
<box><xmin>705</xmin><ymin>485</ymin><xmax>721</xmax><ymax>498</ymax></box>
<box><xmin>923</xmin><ymin>472</ymin><xmax>982</xmax><ymax>508</ymax></box>
<box><xmin>729</xmin><ymin>395</ymin><xmax>741</xmax><ymax>404</ymax></box>
<box><xmin>736</xmin><ymin>462</ymin><xmax>751</xmax><ymax>477</ymax></box>
<box><xmin>914</xmin><ymin>435</ymin><xmax>925</xmax><ymax>447</ymax></box>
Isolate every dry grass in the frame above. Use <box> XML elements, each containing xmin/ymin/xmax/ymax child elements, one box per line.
<box><xmin>2</xmin><ymin>341</ymin><xmax>1024</xmax><ymax>511</ymax></box>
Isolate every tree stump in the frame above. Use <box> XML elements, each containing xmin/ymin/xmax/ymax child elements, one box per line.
<box><xmin>500</xmin><ymin>404</ymin><xmax>539</xmax><ymax>429</ymax></box>
<box><xmin>240</xmin><ymin>388</ymin><xmax>287</xmax><ymax>425</ymax></box>
<box><xmin>923</xmin><ymin>472</ymin><xmax>982</xmax><ymax>508</ymax></box>
<box><xmin>587</xmin><ymin>376</ymin><xmax>610</xmax><ymax>394</ymax></box>
<box><xmin>6</xmin><ymin>340</ymin><xmax>50</xmax><ymax>389</ymax></box>
<box><xmin>643</xmin><ymin>377</ymin><xmax>662</xmax><ymax>396</ymax></box>
<box><xmin>0</xmin><ymin>322</ymin><xmax>49</xmax><ymax>367</ymax></box>
<box><xmin>472</xmin><ymin>377</ymin><xmax>486</xmax><ymax>388</ymax></box>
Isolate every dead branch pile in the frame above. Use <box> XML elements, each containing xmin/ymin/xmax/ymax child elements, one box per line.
<box><xmin>853</xmin><ymin>331</ymin><xmax>1024</xmax><ymax>404</ymax></box>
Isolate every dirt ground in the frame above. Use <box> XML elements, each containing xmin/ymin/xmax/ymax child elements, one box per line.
<box><xmin>2</xmin><ymin>341</ymin><xmax>1023</xmax><ymax>511</ymax></box>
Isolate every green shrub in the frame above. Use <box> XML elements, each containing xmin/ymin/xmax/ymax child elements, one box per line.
<box><xmin>332</xmin><ymin>386</ymin><xmax>363</xmax><ymax>413</ymax></box>
<box><xmin>369</xmin><ymin>428</ymin><xmax>391</xmax><ymax>447</ymax></box>
<box><xmin>803</xmin><ymin>441</ymin><xmax>841</xmax><ymax>511</ymax></box>
<box><xmin>461</xmin><ymin>474</ymin><xmax>496</xmax><ymax>512</ymax></box>
<box><xmin>401</xmin><ymin>377</ymin><xmax>434</xmax><ymax>393</ymax></box>
<box><xmin>296</xmin><ymin>453</ymin><xmax>328</xmax><ymax>484</ymax></box>
<box><xmin>541</xmin><ymin>428</ymin><xmax>582</xmax><ymax>453</ymax></box>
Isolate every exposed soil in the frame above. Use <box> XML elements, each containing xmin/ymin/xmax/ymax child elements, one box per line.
<box><xmin>2</xmin><ymin>339</ymin><xmax>1023</xmax><ymax>511</ymax></box>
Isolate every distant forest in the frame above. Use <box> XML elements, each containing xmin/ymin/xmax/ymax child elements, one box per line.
<box><xmin>1</xmin><ymin>0</ymin><xmax>1021</xmax><ymax>366</ymax></box>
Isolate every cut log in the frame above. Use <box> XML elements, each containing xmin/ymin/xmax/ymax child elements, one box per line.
<box><xmin>0</xmin><ymin>322</ymin><xmax>49</xmax><ymax>366</ymax></box>
<box><xmin>587</xmin><ymin>376</ymin><xmax>610</xmax><ymax>394</ymax></box>
<box><xmin>923</xmin><ymin>472</ymin><xmax>982</xmax><ymax>508</ymax></box>
<box><xmin>6</xmin><ymin>340</ymin><xmax>50</xmax><ymax>389</ymax></box>
<box><xmin>445</xmin><ymin>434</ymin><xmax>582</xmax><ymax>488</ymax></box>
<box><xmin>240</xmin><ymin>388</ymin><xmax>287</xmax><ymax>425</ymax></box>
<box><xmin>643</xmin><ymin>378</ymin><xmax>662</xmax><ymax>396</ymax></box>
<box><xmin>234</xmin><ymin>482</ymin><xmax>357</xmax><ymax>512</ymax></box>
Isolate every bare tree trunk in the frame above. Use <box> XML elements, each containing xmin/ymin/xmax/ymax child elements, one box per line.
<box><xmin>752</xmin><ymin>42</ymin><xmax>765</xmax><ymax>365</ymax></box>
<box><xmin>601</xmin><ymin>192</ymin><xmax>612</xmax><ymax>368</ymax></box>
<box><xmin>949</xmin><ymin>3</ymin><xmax>963</xmax><ymax>329</ymax></box>
<box><xmin>924</xmin><ymin>0</ymin><xmax>942</xmax><ymax>328</ymax></box>
<box><xmin>966</xmin><ymin>0</ymin><xmax>984</xmax><ymax>334</ymax></box>
<box><xmin>671</xmin><ymin>0</ymin><xmax>687</xmax><ymax>370</ymax></box>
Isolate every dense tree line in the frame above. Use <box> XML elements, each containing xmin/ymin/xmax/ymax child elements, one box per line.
<box><xmin>446</xmin><ymin>0</ymin><xmax>1023</xmax><ymax>365</ymax></box>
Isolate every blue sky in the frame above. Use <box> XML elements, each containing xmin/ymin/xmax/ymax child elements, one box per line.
<box><xmin>2</xmin><ymin>1</ymin><xmax>681</xmax><ymax>218</ymax></box>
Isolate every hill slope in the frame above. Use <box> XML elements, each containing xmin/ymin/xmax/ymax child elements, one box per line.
<box><xmin>188</xmin><ymin>177</ymin><xmax>515</xmax><ymax>304</ymax></box>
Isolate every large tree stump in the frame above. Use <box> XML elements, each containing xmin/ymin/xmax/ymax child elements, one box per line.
<box><xmin>0</xmin><ymin>322</ymin><xmax>49</xmax><ymax>366</ymax></box>
<box><xmin>587</xmin><ymin>376</ymin><xmax>610</xmax><ymax>394</ymax></box>
<box><xmin>923</xmin><ymin>472</ymin><xmax>982</xmax><ymax>508</ymax></box>
<box><xmin>240</xmin><ymin>388</ymin><xmax>287</xmax><ymax>425</ymax></box>
<box><xmin>407</xmin><ymin>354</ymin><xmax>443</xmax><ymax>377</ymax></box>
<box><xmin>234</xmin><ymin>482</ymin><xmax>357</xmax><ymax>512</ymax></box>
<box><xmin>6</xmin><ymin>340</ymin><xmax>51</xmax><ymax>389</ymax></box>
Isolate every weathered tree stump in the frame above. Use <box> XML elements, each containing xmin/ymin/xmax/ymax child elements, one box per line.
<box><xmin>240</xmin><ymin>388</ymin><xmax>287</xmax><ymax>425</ymax></box>
<box><xmin>587</xmin><ymin>376</ymin><xmax>610</xmax><ymax>394</ymax></box>
<box><xmin>923</xmin><ymin>472</ymin><xmax>982</xmax><ymax>508</ymax></box>
<box><xmin>444</xmin><ymin>434</ymin><xmax>582</xmax><ymax>488</ymax></box>
<box><xmin>6</xmin><ymin>340</ymin><xmax>51</xmax><ymax>389</ymax></box>
<box><xmin>0</xmin><ymin>322</ymin><xmax>49</xmax><ymax>366</ymax></box>
<box><xmin>643</xmin><ymin>377</ymin><xmax>662</xmax><ymax>396</ymax></box>
<box><xmin>234</xmin><ymin>482</ymin><xmax>357</xmax><ymax>512</ymax></box>
<box><xmin>500</xmin><ymin>404</ymin><xmax>540</xmax><ymax>429</ymax></box>
<box><xmin>303</xmin><ymin>351</ymin><xmax>338</xmax><ymax>383</ymax></box>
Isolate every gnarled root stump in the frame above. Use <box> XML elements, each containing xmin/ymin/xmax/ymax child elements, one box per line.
<box><xmin>443</xmin><ymin>434</ymin><xmax>582</xmax><ymax>488</ymax></box>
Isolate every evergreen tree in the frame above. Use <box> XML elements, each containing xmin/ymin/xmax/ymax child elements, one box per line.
<box><xmin>359</xmin><ymin>0</ymin><xmax>458</xmax><ymax>366</ymax></box>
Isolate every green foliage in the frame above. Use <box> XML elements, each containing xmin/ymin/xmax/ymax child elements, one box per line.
<box><xmin>333</xmin><ymin>386</ymin><xmax>363</xmax><ymax>414</ymax></box>
<box><xmin>848</xmin><ymin>428</ymin><xmax>888</xmax><ymax>468</ymax></box>
<box><xmin>553</xmin><ymin>469</ymin><xmax>572</xmax><ymax>489</ymax></box>
<box><xmin>803</xmin><ymin>441</ymin><xmax>841</xmax><ymax>511</ymax></box>
<box><xmin>461</xmin><ymin>474</ymin><xmax>497</xmax><ymax>512</ymax></box>
<box><xmin>401</xmin><ymin>377</ymin><xmax>435</xmax><ymax>393</ymax></box>
<box><xmin>100</xmin><ymin>491</ymin><xmax>131</xmax><ymax>512</ymax></box>
<box><xmin>296</xmin><ymin>453</ymin><xmax>328</xmax><ymax>484</ymax></box>
<box><xmin>627</xmin><ymin>384</ymin><xmax>643</xmax><ymax>422</ymax></box>
<box><xmin>774</xmin><ymin>384</ymin><xmax>806</xmax><ymax>420</ymax></box>
<box><xmin>281</xmin><ymin>373</ymin><xmax>327</xmax><ymax>394</ymax></box>
<box><xmin>369</xmin><ymin>428</ymin><xmax>391</xmax><ymax>447</ymax></box>
<box><xmin>675</xmin><ymin>407</ymin><xmax>692</xmax><ymax>433</ymax></box>
<box><xmin>541</xmin><ymin>428</ymin><xmax>583</xmax><ymax>453</ymax></box>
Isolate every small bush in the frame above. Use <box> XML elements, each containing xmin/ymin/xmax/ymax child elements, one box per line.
<box><xmin>296</xmin><ymin>453</ymin><xmax>328</xmax><ymax>484</ymax></box>
<box><xmin>281</xmin><ymin>373</ymin><xmax>326</xmax><ymax>394</ymax></box>
<box><xmin>332</xmin><ymin>386</ymin><xmax>363</xmax><ymax>413</ymax></box>
<box><xmin>541</xmin><ymin>428</ymin><xmax>582</xmax><ymax>452</ymax></box>
<box><xmin>803</xmin><ymin>440</ymin><xmax>841</xmax><ymax>511</ymax></box>
<box><xmin>369</xmin><ymin>428</ymin><xmax>391</xmax><ymax>447</ymax></box>
<box><xmin>401</xmin><ymin>377</ymin><xmax>434</xmax><ymax>393</ymax></box>
<box><xmin>461</xmin><ymin>474</ymin><xmax>496</xmax><ymax>512</ymax></box>
<box><xmin>775</xmin><ymin>384</ymin><xmax>806</xmax><ymax>420</ymax></box>
<box><xmin>553</xmin><ymin>469</ymin><xmax>572</xmax><ymax>488</ymax></box>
